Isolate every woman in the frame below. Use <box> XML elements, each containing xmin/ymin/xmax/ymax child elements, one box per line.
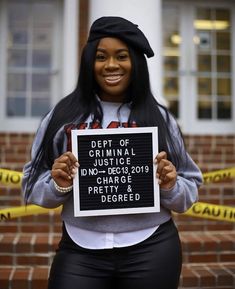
<box><xmin>22</xmin><ymin>16</ymin><xmax>202</xmax><ymax>289</ymax></box>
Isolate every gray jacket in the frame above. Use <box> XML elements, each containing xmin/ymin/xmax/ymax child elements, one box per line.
<box><xmin>22</xmin><ymin>108</ymin><xmax>202</xmax><ymax>233</ymax></box>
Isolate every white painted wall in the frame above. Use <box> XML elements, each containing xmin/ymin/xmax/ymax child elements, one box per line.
<box><xmin>62</xmin><ymin>0</ymin><xmax>79</xmax><ymax>96</ymax></box>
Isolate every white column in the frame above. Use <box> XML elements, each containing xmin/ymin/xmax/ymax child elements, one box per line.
<box><xmin>89</xmin><ymin>0</ymin><xmax>165</xmax><ymax>104</ymax></box>
<box><xmin>63</xmin><ymin>0</ymin><xmax>79</xmax><ymax>95</ymax></box>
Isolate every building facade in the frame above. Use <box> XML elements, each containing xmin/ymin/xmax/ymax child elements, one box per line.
<box><xmin>0</xmin><ymin>1</ymin><xmax>234</xmax><ymax>287</ymax></box>
<box><xmin>0</xmin><ymin>0</ymin><xmax>235</xmax><ymax>225</ymax></box>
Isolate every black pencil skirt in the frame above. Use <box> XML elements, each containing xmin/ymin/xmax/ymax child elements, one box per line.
<box><xmin>48</xmin><ymin>218</ymin><xmax>182</xmax><ymax>289</ymax></box>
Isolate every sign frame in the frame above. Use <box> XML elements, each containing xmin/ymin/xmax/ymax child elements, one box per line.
<box><xmin>71</xmin><ymin>127</ymin><xmax>159</xmax><ymax>217</ymax></box>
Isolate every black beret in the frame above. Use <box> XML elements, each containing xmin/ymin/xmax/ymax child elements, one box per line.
<box><xmin>87</xmin><ymin>16</ymin><xmax>154</xmax><ymax>58</ymax></box>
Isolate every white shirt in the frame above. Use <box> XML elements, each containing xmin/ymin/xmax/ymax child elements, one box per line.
<box><xmin>65</xmin><ymin>222</ymin><xmax>158</xmax><ymax>249</ymax></box>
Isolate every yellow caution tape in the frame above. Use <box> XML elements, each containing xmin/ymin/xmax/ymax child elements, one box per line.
<box><xmin>0</xmin><ymin>168</ymin><xmax>22</xmax><ymax>187</ymax></box>
<box><xmin>1</xmin><ymin>167</ymin><xmax>235</xmax><ymax>188</ymax></box>
<box><xmin>203</xmin><ymin>167</ymin><xmax>235</xmax><ymax>184</ymax></box>
<box><xmin>0</xmin><ymin>205</ymin><xmax>61</xmax><ymax>222</ymax></box>
<box><xmin>183</xmin><ymin>202</ymin><xmax>235</xmax><ymax>222</ymax></box>
<box><xmin>0</xmin><ymin>202</ymin><xmax>234</xmax><ymax>222</ymax></box>
<box><xmin>0</xmin><ymin>167</ymin><xmax>234</xmax><ymax>222</ymax></box>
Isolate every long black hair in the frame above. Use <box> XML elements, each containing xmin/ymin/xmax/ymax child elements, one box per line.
<box><xmin>24</xmin><ymin>39</ymin><xmax>184</xmax><ymax>202</ymax></box>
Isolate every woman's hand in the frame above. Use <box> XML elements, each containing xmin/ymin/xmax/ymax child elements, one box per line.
<box><xmin>51</xmin><ymin>152</ymin><xmax>79</xmax><ymax>188</ymax></box>
<box><xmin>155</xmin><ymin>151</ymin><xmax>177</xmax><ymax>190</ymax></box>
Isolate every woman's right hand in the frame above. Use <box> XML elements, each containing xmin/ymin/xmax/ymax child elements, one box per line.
<box><xmin>51</xmin><ymin>152</ymin><xmax>79</xmax><ymax>188</ymax></box>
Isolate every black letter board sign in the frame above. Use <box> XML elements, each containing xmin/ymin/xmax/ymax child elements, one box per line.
<box><xmin>71</xmin><ymin>127</ymin><xmax>159</xmax><ymax>217</ymax></box>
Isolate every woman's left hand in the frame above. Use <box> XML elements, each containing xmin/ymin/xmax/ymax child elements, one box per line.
<box><xmin>155</xmin><ymin>151</ymin><xmax>177</xmax><ymax>190</ymax></box>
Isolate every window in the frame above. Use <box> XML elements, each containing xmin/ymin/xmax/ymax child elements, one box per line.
<box><xmin>0</xmin><ymin>0</ymin><xmax>62</xmax><ymax>132</ymax></box>
<box><xmin>195</xmin><ymin>8</ymin><xmax>232</xmax><ymax>120</ymax></box>
<box><xmin>162</xmin><ymin>5</ymin><xmax>180</xmax><ymax>118</ymax></box>
<box><xmin>162</xmin><ymin>1</ymin><xmax>235</xmax><ymax>134</ymax></box>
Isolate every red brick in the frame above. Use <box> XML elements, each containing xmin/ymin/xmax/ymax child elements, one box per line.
<box><xmin>9</xmin><ymin>136</ymin><xmax>30</xmax><ymax>146</ymax></box>
<box><xmin>178</xmin><ymin>224</ymin><xmax>205</xmax><ymax>231</ymax></box>
<box><xmin>209</xmin><ymin>266</ymin><xmax>234</xmax><ymax>286</ymax></box>
<box><xmin>11</xmin><ymin>268</ymin><xmax>30</xmax><ymax>289</ymax></box>
<box><xmin>194</xmin><ymin>267</ymin><xmax>216</xmax><ymax>287</ymax></box>
<box><xmin>200</xmin><ymin>235</ymin><xmax>218</xmax><ymax>251</ymax></box>
<box><xmin>220</xmin><ymin>252</ymin><xmax>235</xmax><ymax>262</ymax></box>
<box><xmin>223</xmin><ymin>199</ymin><xmax>235</xmax><ymax>205</ymax></box>
<box><xmin>0</xmin><ymin>235</ymin><xmax>16</xmax><ymax>252</ymax></box>
<box><xmin>181</xmin><ymin>234</ymin><xmax>202</xmax><ymax>252</ymax></box>
<box><xmin>0</xmin><ymin>225</ymin><xmax>18</xmax><ymax>233</ymax></box>
<box><xmin>0</xmin><ymin>255</ymin><xmax>14</xmax><ymax>265</ymax></box>
<box><xmin>213</xmin><ymin>233</ymin><xmax>234</xmax><ymax>250</ymax></box>
<box><xmin>34</xmin><ymin>235</ymin><xmax>50</xmax><ymax>253</ymax></box>
<box><xmin>16</xmin><ymin>255</ymin><xmax>49</xmax><ymax>266</ymax></box>
<box><xmin>21</xmin><ymin>225</ymin><xmax>50</xmax><ymax>233</ymax></box>
<box><xmin>53</xmin><ymin>224</ymin><xmax>63</xmax><ymax>233</ymax></box>
<box><xmin>0</xmin><ymin>267</ymin><xmax>13</xmax><ymax>289</ymax></box>
<box><xmin>31</xmin><ymin>267</ymin><xmax>49</xmax><ymax>289</ymax></box>
<box><xmin>226</xmin><ymin>263</ymin><xmax>235</xmax><ymax>274</ymax></box>
<box><xmin>0</xmin><ymin>199</ymin><xmax>21</xmax><ymax>207</ymax></box>
<box><xmin>205</xmin><ymin>223</ymin><xmax>234</xmax><ymax>231</ymax></box>
<box><xmin>188</xmin><ymin>253</ymin><xmax>217</xmax><ymax>263</ymax></box>
<box><xmin>180</xmin><ymin>266</ymin><xmax>199</xmax><ymax>287</ymax></box>
<box><xmin>51</xmin><ymin>235</ymin><xmax>61</xmax><ymax>251</ymax></box>
<box><xmin>15</xmin><ymin>235</ymin><xmax>33</xmax><ymax>253</ymax></box>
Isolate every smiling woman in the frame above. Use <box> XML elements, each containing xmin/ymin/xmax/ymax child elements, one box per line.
<box><xmin>22</xmin><ymin>16</ymin><xmax>202</xmax><ymax>289</ymax></box>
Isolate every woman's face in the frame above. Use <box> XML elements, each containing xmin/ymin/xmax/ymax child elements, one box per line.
<box><xmin>94</xmin><ymin>37</ymin><xmax>132</xmax><ymax>102</ymax></box>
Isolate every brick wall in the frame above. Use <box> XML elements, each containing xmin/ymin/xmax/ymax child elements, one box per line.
<box><xmin>0</xmin><ymin>132</ymin><xmax>235</xmax><ymax>288</ymax></box>
<box><xmin>0</xmin><ymin>133</ymin><xmax>34</xmax><ymax>210</ymax></box>
<box><xmin>174</xmin><ymin>135</ymin><xmax>235</xmax><ymax>232</ymax></box>
<box><xmin>0</xmin><ymin>133</ymin><xmax>234</xmax><ymax>233</ymax></box>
